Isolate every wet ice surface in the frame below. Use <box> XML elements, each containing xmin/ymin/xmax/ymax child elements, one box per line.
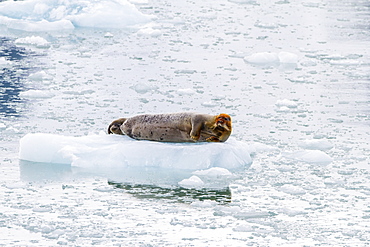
<box><xmin>1</xmin><ymin>0</ymin><xmax>370</xmax><ymax>246</ymax></box>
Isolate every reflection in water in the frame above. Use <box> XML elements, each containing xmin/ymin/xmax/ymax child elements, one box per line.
<box><xmin>19</xmin><ymin>160</ymin><xmax>72</xmax><ymax>181</ymax></box>
<box><xmin>0</xmin><ymin>37</ymin><xmax>36</xmax><ymax>117</ymax></box>
<box><xmin>19</xmin><ymin>160</ymin><xmax>232</xmax><ymax>204</ymax></box>
<box><xmin>108</xmin><ymin>181</ymin><xmax>232</xmax><ymax>204</ymax></box>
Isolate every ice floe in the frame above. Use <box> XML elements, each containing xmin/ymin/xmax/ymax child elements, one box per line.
<box><xmin>19</xmin><ymin>133</ymin><xmax>252</xmax><ymax>171</ymax></box>
<box><xmin>283</xmin><ymin>150</ymin><xmax>333</xmax><ymax>164</ymax></box>
<box><xmin>15</xmin><ymin>36</ymin><xmax>50</xmax><ymax>48</ymax></box>
<box><xmin>19</xmin><ymin>133</ymin><xmax>252</xmax><ymax>187</ymax></box>
<box><xmin>19</xmin><ymin>90</ymin><xmax>55</xmax><ymax>99</ymax></box>
<box><xmin>178</xmin><ymin>176</ymin><xmax>205</xmax><ymax>188</ymax></box>
<box><xmin>244</xmin><ymin>51</ymin><xmax>299</xmax><ymax>65</ymax></box>
<box><xmin>298</xmin><ymin>139</ymin><xmax>334</xmax><ymax>151</ymax></box>
<box><xmin>275</xmin><ymin>99</ymin><xmax>298</xmax><ymax>108</ymax></box>
<box><xmin>0</xmin><ymin>0</ymin><xmax>152</xmax><ymax>31</ymax></box>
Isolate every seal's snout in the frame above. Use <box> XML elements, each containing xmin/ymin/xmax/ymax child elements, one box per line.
<box><xmin>108</xmin><ymin>118</ymin><xmax>127</xmax><ymax>135</ymax></box>
<box><xmin>111</xmin><ymin>125</ymin><xmax>119</xmax><ymax>131</ymax></box>
<box><xmin>216</xmin><ymin>114</ymin><xmax>232</xmax><ymax>131</ymax></box>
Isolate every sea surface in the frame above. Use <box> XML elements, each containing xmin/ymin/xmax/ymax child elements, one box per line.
<box><xmin>0</xmin><ymin>0</ymin><xmax>369</xmax><ymax>246</ymax></box>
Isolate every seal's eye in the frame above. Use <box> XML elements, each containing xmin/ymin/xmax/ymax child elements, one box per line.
<box><xmin>224</xmin><ymin>117</ymin><xmax>230</xmax><ymax>121</ymax></box>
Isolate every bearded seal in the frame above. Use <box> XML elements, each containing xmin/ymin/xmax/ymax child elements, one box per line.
<box><xmin>108</xmin><ymin>112</ymin><xmax>232</xmax><ymax>143</ymax></box>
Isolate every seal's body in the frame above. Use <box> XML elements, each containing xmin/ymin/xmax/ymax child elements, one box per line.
<box><xmin>108</xmin><ymin>112</ymin><xmax>232</xmax><ymax>143</ymax></box>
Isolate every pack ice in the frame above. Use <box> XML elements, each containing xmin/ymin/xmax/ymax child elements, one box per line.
<box><xmin>0</xmin><ymin>0</ymin><xmax>152</xmax><ymax>31</ymax></box>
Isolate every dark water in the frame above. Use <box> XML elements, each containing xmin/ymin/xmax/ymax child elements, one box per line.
<box><xmin>0</xmin><ymin>37</ymin><xmax>38</xmax><ymax>117</ymax></box>
<box><xmin>109</xmin><ymin>181</ymin><xmax>232</xmax><ymax>204</ymax></box>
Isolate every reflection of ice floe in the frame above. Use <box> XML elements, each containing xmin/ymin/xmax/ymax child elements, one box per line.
<box><xmin>108</xmin><ymin>181</ymin><xmax>232</xmax><ymax>204</ymax></box>
<box><xmin>0</xmin><ymin>0</ymin><xmax>153</xmax><ymax>32</ymax></box>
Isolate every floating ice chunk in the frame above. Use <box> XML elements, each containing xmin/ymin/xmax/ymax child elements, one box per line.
<box><xmin>193</xmin><ymin>167</ymin><xmax>233</xmax><ymax>177</ymax></box>
<box><xmin>283</xmin><ymin>150</ymin><xmax>333</xmax><ymax>164</ymax></box>
<box><xmin>298</xmin><ymin>139</ymin><xmax>333</xmax><ymax>151</ymax></box>
<box><xmin>300</xmin><ymin>60</ymin><xmax>317</xmax><ymax>67</ymax></box>
<box><xmin>94</xmin><ymin>186</ymin><xmax>114</xmax><ymax>192</ymax></box>
<box><xmin>5</xmin><ymin>182</ymin><xmax>27</xmax><ymax>189</ymax></box>
<box><xmin>229</xmin><ymin>0</ymin><xmax>258</xmax><ymax>4</ymax></box>
<box><xmin>244</xmin><ymin>52</ymin><xmax>279</xmax><ymax>64</ymax></box>
<box><xmin>201</xmin><ymin>101</ymin><xmax>219</xmax><ymax>107</ymax></box>
<box><xmin>244</xmin><ymin>51</ymin><xmax>299</xmax><ymax>65</ymax></box>
<box><xmin>45</xmin><ymin>229</ymin><xmax>65</xmax><ymax>239</ymax></box>
<box><xmin>104</xmin><ymin>32</ymin><xmax>114</xmax><ymax>38</ymax></box>
<box><xmin>329</xmin><ymin>60</ymin><xmax>361</xmax><ymax>66</ymax></box>
<box><xmin>0</xmin><ymin>57</ymin><xmax>8</xmax><ymax>64</ymax></box>
<box><xmin>275</xmin><ymin>106</ymin><xmax>290</xmax><ymax>112</ymax></box>
<box><xmin>278</xmin><ymin>184</ymin><xmax>306</xmax><ymax>195</ymax></box>
<box><xmin>211</xmin><ymin>94</ymin><xmax>226</xmax><ymax>101</ymax></box>
<box><xmin>137</xmin><ymin>27</ymin><xmax>161</xmax><ymax>37</ymax></box>
<box><xmin>190</xmin><ymin>200</ymin><xmax>217</xmax><ymax>208</ymax></box>
<box><xmin>0</xmin><ymin>0</ymin><xmax>152</xmax><ymax>31</ymax></box>
<box><xmin>174</xmin><ymin>69</ymin><xmax>197</xmax><ymax>74</ymax></box>
<box><xmin>234</xmin><ymin>211</ymin><xmax>274</xmax><ymax>219</ymax></box>
<box><xmin>248</xmin><ymin>142</ymin><xmax>279</xmax><ymax>154</ymax></box>
<box><xmin>0</xmin><ymin>57</ymin><xmax>12</xmax><ymax>67</ymax></box>
<box><xmin>32</xmin><ymin>205</ymin><xmax>52</xmax><ymax>213</ymax></box>
<box><xmin>275</xmin><ymin>99</ymin><xmax>298</xmax><ymax>108</ymax></box>
<box><xmin>278</xmin><ymin>52</ymin><xmax>298</xmax><ymax>64</ymax></box>
<box><xmin>129</xmin><ymin>0</ymin><xmax>149</xmax><ymax>4</ymax></box>
<box><xmin>28</xmin><ymin>71</ymin><xmax>48</xmax><ymax>81</ymax></box>
<box><xmin>0</xmin><ymin>16</ymin><xmax>74</xmax><ymax>32</ymax></box>
<box><xmin>15</xmin><ymin>36</ymin><xmax>50</xmax><ymax>48</ymax></box>
<box><xmin>176</xmin><ymin>88</ymin><xmax>196</xmax><ymax>96</ymax></box>
<box><xmin>131</xmin><ymin>83</ymin><xmax>158</xmax><ymax>94</ymax></box>
<box><xmin>178</xmin><ymin>176</ymin><xmax>204</xmax><ymax>188</ymax></box>
<box><xmin>277</xmin><ymin>208</ymin><xmax>308</xmax><ymax>216</ymax></box>
<box><xmin>19</xmin><ymin>133</ymin><xmax>252</xmax><ymax>171</ymax></box>
<box><xmin>19</xmin><ymin>90</ymin><xmax>55</xmax><ymax>99</ymax></box>
<box><xmin>254</xmin><ymin>21</ymin><xmax>279</xmax><ymax>29</ymax></box>
<box><xmin>233</xmin><ymin>224</ymin><xmax>254</xmax><ymax>232</ymax></box>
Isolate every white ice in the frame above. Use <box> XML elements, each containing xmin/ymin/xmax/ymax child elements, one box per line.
<box><xmin>283</xmin><ymin>150</ymin><xmax>333</xmax><ymax>164</ymax></box>
<box><xmin>0</xmin><ymin>0</ymin><xmax>152</xmax><ymax>31</ymax></box>
<box><xmin>15</xmin><ymin>36</ymin><xmax>50</xmax><ymax>48</ymax></box>
<box><xmin>19</xmin><ymin>133</ymin><xmax>252</xmax><ymax>185</ymax></box>
<box><xmin>244</xmin><ymin>51</ymin><xmax>298</xmax><ymax>64</ymax></box>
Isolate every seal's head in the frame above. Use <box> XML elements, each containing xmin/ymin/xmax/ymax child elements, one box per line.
<box><xmin>108</xmin><ymin>118</ymin><xmax>126</xmax><ymax>135</ymax></box>
<box><xmin>214</xmin><ymin>113</ymin><xmax>232</xmax><ymax>132</ymax></box>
